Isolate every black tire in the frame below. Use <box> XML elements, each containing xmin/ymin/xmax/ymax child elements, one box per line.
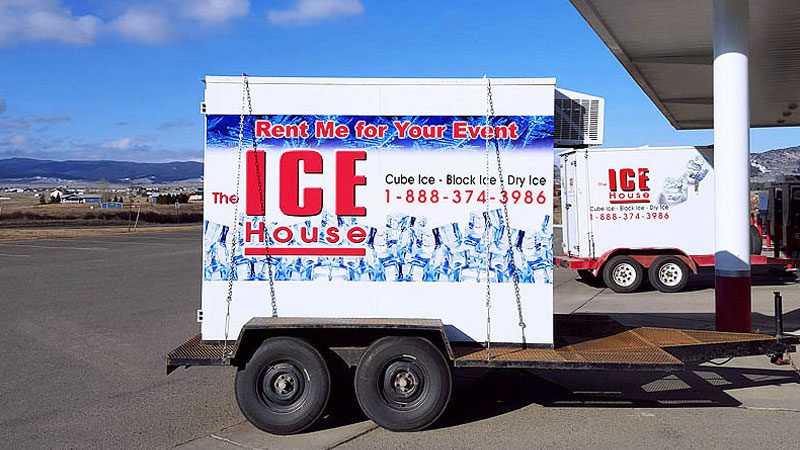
<box><xmin>602</xmin><ymin>255</ymin><xmax>644</xmax><ymax>293</ymax></box>
<box><xmin>751</xmin><ymin>225</ymin><xmax>763</xmax><ymax>255</ymax></box>
<box><xmin>235</xmin><ymin>337</ymin><xmax>330</xmax><ymax>435</ymax></box>
<box><xmin>648</xmin><ymin>256</ymin><xmax>690</xmax><ymax>293</ymax></box>
<box><xmin>354</xmin><ymin>336</ymin><xmax>451</xmax><ymax>432</ymax></box>
<box><xmin>577</xmin><ymin>269</ymin><xmax>602</xmax><ymax>287</ymax></box>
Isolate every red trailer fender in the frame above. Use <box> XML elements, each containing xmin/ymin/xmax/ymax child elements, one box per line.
<box><xmin>555</xmin><ymin>248</ymin><xmax>699</xmax><ymax>276</ymax></box>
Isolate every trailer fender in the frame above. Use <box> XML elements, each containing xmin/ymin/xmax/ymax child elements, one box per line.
<box><xmin>593</xmin><ymin>248</ymin><xmax>698</xmax><ymax>276</ymax></box>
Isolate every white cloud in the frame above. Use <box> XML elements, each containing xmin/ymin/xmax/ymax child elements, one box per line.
<box><xmin>100</xmin><ymin>135</ymin><xmax>155</xmax><ymax>151</ymax></box>
<box><xmin>0</xmin><ymin>0</ymin><xmax>253</xmax><ymax>46</ymax></box>
<box><xmin>0</xmin><ymin>0</ymin><xmax>101</xmax><ymax>45</ymax></box>
<box><xmin>268</xmin><ymin>0</ymin><xmax>364</xmax><ymax>26</ymax></box>
<box><xmin>109</xmin><ymin>8</ymin><xmax>172</xmax><ymax>44</ymax></box>
<box><xmin>8</xmin><ymin>134</ymin><xmax>28</xmax><ymax>146</ymax></box>
<box><xmin>181</xmin><ymin>0</ymin><xmax>250</xmax><ymax>25</ymax></box>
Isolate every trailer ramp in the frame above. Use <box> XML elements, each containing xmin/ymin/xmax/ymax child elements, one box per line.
<box><xmin>454</xmin><ymin>315</ymin><xmax>796</xmax><ymax>371</ymax></box>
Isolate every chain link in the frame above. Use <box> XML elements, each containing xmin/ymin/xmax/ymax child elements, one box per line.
<box><xmin>486</xmin><ymin>77</ymin><xmax>527</xmax><ymax>347</ymax></box>
<box><xmin>483</xmin><ymin>76</ymin><xmax>493</xmax><ymax>361</ymax></box>
<box><xmin>221</xmin><ymin>74</ymin><xmax>249</xmax><ymax>359</ymax></box>
<box><xmin>244</xmin><ymin>78</ymin><xmax>279</xmax><ymax>318</ymax></box>
<box><xmin>221</xmin><ymin>75</ymin><xmax>280</xmax><ymax>360</ymax></box>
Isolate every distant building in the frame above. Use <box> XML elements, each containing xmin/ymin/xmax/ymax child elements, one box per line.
<box><xmin>188</xmin><ymin>194</ymin><xmax>203</xmax><ymax>203</ymax></box>
<box><xmin>50</xmin><ymin>188</ymin><xmax>70</xmax><ymax>201</ymax></box>
<box><xmin>61</xmin><ymin>193</ymin><xmax>83</xmax><ymax>204</ymax></box>
<box><xmin>61</xmin><ymin>194</ymin><xmax>103</xmax><ymax>204</ymax></box>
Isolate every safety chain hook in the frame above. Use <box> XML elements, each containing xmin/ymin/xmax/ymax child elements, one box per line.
<box><xmin>486</xmin><ymin>77</ymin><xmax>527</xmax><ymax>348</ymax></box>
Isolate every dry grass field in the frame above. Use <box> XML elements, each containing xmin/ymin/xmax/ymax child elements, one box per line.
<box><xmin>0</xmin><ymin>192</ymin><xmax>203</xmax><ymax>242</ymax></box>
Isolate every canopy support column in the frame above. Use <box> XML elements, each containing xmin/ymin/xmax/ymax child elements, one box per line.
<box><xmin>713</xmin><ymin>0</ymin><xmax>751</xmax><ymax>332</ymax></box>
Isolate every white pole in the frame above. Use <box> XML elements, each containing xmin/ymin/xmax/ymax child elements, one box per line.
<box><xmin>713</xmin><ymin>0</ymin><xmax>751</xmax><ymax>331</ymax></box>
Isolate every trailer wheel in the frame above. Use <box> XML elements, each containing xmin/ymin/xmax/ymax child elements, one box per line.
<box><xmin>648</xmin><ymin>256</ymin><xmax>689</xmax><ymax>293</ymax></box>
<box><xmin>235</xmin><ymin>337</ymin><xmax>330</xmax><ymax>435</ymax></box>
<box><xmin>354</xmin><ymin>336</ymin><xmax>451</xmax><ymax>431</ymax></box>
<box><xmin>750</xmin><ymin>225</ymin><xmax>763</xmax><ymax>255</ymax></box>
<box><xmin>602</xmin><ymin>255</ymin><xmax>644</xmax><ymax>293</ymax></box>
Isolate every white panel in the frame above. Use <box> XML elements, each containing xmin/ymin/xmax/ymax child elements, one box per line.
<box><xmin>572</xmin><ymin>146</ymin><xmax>715</xmax><ymax>258</ymax></box>
<box><xmin>204</xmin><ymin>77</ymin><xmax>556</xmax><ymax>116</ymax></box>
<box><xmin>201</xmin><ymin>76</ymin><xmax>556</xmax><ymax>345</ymax></box>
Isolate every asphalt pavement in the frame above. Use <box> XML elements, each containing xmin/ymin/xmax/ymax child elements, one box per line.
<box><xmin>1</xmin><ymin>229</ymin><xmax>799</xmax><ymax>449</ymax></box>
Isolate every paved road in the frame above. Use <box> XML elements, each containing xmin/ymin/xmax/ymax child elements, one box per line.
<box><xmin>1</xmin><ymin>230</ymin><xmax>799</xmax><ymax>449</ymax></box>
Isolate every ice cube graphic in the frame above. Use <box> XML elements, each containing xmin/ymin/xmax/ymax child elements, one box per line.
<box><xmin>203</xmin><ymin>220</ymin><xmax>232</xmax><ymax>281</ymax></box>
<box><xmin>363</xmin><ymin>227</ymin><xmax>383</xmax><ymax>281</ymax></box>
<box><xmin>380</xmin><ymin>252</ymin><xmax>402</xmax><ymax>281</ymax></box>
<box><xmin>308</xmin><ymin>260</ymin><xmax>326</xmax><ymax>280</ymax></box>
<box><xmin>329</xmin><ymin>257</ymin><xmax>350</xmax><ymax>281</ymax></box>
<box><xmin>233</xmin><ymin>255</ymin><xmax>254</xmax><ymax>281</ymax></box>
<box><xmin>204</xmin><ymin>220</ymin><xmax>228</xmax><ymax>247</ymax></box>
<box><xmin>404</xmin><ymin>226</ymin><xmax>435</xmax><ymax>281</ymax></box>
<box><xmin>519</xmin><ymin>224</ymin><xmax>553</xmax><ymax>284</ymax></box>
<box><xmin>368</xmin><ymin>224</ymin><xmax>402</xmax><ymax>281</ymax></box>
<box><xmin>204</xmin><ymin>209</ymin><xmax>553</xmax><ymax>285</ymax></box>
<box><xmin>437</xmin><ymin>223</ymin><xmax>462</xmax><ymax>250</ymax></box>
<box><xmin>464</xmin><ymin>211</ymin><xmax>487</xmax><ymax>250</ymax></box>
<box><xmin>686</xmin><ymin>156</ymin><xmax>709</xmax><ymax>185</ymax></box>
<box><xmin>485</xmin><ymin>208</ymin><xmax>505</xmax><ymax>230</ymax></box>
<box><xmin>661</xmin><ymin>176</ymin><xmax>689</xmax><ymax>204</ymax></box>
<box><xmin>435</xmin><ymin>222</ymin><xmax>469</xmax><ymax>281</ymax></box>
<box><xmin>424</xmin><ymin>228</ymin><xmax>450</xmax><ymax>281</ymax></box>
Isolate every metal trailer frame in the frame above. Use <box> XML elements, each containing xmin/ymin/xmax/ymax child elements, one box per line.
<box><xmin>167</xmin><ymin>314</ymin><xmax>797</xmax><ymax>374</ymax></box>
<box><xmin>556</xmin><ymin>253</ymin><xmax>799</xmax><ymax>274</ymax></box>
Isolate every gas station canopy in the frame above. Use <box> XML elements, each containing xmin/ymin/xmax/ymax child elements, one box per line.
<box><xmin>570</xmin><ymin>0</ymin><xmax>800</xmax><ymax>130</ymax></box>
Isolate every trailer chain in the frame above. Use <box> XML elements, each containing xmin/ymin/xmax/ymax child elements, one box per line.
<box><xmin>483</xmin><ymin>76</ymin><xmax>493</xmax><ymax>360</ymax></box>
<box><xmin>485</xmin><ymin>77</ymin><xmax>527</xmax><ymax>348</ymax></box>
<box><xmin>244</xmin><ymin>76</ymin><xmax>279</xmax><ymax>319</ymax></box>
<box><xmin>221</xmin><ymin>75</ymin><xmax>279</xmax><ymax>360</ymax></box>
<box><xmin>221</xmin><ymin>75</ymin><xmax>249</xmax><ymax>359</ymax></box>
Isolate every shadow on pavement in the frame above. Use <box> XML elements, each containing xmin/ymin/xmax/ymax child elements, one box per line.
<box><xmin>432</xmin><ymin>362</ymin><xmax>799</xmax><ymax>429</ymax></box>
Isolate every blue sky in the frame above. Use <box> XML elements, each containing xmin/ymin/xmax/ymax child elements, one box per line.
<box><xmin>0</xmin><ymin>0</ymin><xmax>798</xmax><ymax>162</ymax></box>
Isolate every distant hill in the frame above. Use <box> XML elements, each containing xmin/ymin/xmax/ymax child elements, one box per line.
<box><xmin>0</xmin><ymin>158</ymin><xmax>203</xmax><ymax>183</ymax></box>
<box><xmin>750</xmin><ymin>145</ymin><xmax>800</xmax><ymax>181</ymax></box>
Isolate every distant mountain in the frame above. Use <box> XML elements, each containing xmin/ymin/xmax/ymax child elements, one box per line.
<box><xmin>750</xmin><ymin>145</ymin><xmax>800</xmax><ymax>181</ymax></box>
<box><xmin>0</xmin><ymin>158</ymin><xmax>203</xmax><ymax>183</ymax></box>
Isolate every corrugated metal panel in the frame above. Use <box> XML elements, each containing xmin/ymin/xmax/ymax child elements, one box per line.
<box><xmin>570</xmin><ymin>0</ymin><xmax>800</xmax><ymax>129</ymax></box>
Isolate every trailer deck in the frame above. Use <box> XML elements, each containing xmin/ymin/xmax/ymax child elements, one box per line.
<box><xmin>167</xmin><ymin>315</ymin><xmax>797</xmax><ymax>374</ymax></box>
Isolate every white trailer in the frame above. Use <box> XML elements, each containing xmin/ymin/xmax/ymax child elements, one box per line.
<box><xmin>168</xmin><ymin>77</ymin><xmax>797</xmax><ymax>435</ymax></box>
<box><xmin>556</xmin><ymin>146</ymin><xmax>793</xmax><ymax>293</ymax></box>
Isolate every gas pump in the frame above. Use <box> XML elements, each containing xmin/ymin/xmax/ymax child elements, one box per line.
<box><xmin>767</xmin><ymin>176</ymin><xmax>800</xmax><ymax>258</ymax></box>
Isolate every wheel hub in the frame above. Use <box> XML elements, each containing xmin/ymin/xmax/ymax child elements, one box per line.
<box><xmin>613</xmin><ymin>263</ymin><xmax>636</xmax><ymax>287</ymax></box>
<box><xmin>659</xmin><ymin>262</ymin><xmax>682</xmax><ymax>286</ymax></box>
<box><xmin>382</xmin><ymin>359</ymin><xmax>425</xmax><ymax>406</ymax></box>
<box><xmin>392</xmin><ymin>370</ymin><xmax>418</xmax><ymax>394</ymax></box>
<box><xmin>273</xmin><ymin>373</ymin><xmax>296</xmax><ymax>396</ymax></box>
<box><xmin>260</xmin><ymin>362</ymin><xmax>306</xmax><ymax>407</ymax></box>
